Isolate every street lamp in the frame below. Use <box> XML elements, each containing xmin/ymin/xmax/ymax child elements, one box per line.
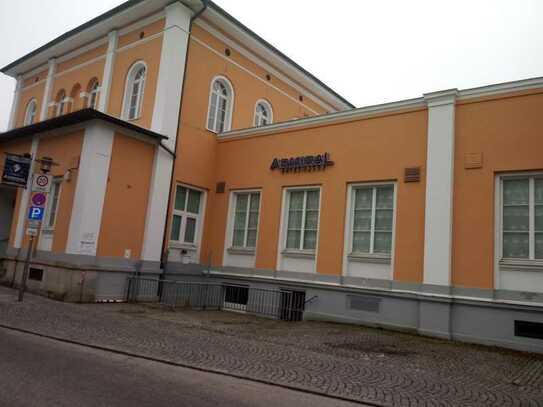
<box><xmin>36</xmin><ymin>156</ymin><xmax>54</xmax><ymax>174</ymax></box>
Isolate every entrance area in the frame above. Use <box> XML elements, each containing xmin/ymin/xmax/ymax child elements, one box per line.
<box><xmin>0</xmin><ymin>186</ymin><xmax>16</xmax><ymax>256</ymax></box>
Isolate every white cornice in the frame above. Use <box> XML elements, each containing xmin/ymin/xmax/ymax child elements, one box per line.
<box><xmin>218</xmin><ymin>97</ymin><xmax>426</xmax><ymax>141</ymax></box>
<box><xmin>423</xmin><ymin>89</ymin><xmax>458</xmax><ymax>107</ymax></box>
<box><xmin>458</xmin><ymin>76</ymin><xmax>543</xmax><ymax>101</ymax></box>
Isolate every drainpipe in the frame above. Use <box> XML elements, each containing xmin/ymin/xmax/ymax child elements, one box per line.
<box><xmin>159</xmin><ymin>0</ymin><xmax>208</xmax><ymax>276</ymax></box>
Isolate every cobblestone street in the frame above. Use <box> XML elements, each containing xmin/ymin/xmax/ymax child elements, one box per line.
<box><xmin>0</xmin><ymin>286</ymin><xmax>542</xmax><ymax>407</ymax></box>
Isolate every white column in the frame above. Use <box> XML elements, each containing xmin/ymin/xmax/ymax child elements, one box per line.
<box><xmin>40</xmin><ymin>59</ymin><xmax>57</xmax><ymax>121</ymax></box>
<box><xmin>422</xmin><ymin>89</ymin><xmax>458</xmax><ymax>286</ymax></box>
<box><xmin>66</xmin><ymin>122</ymin><xmax>114</xmax><ymax>256</ymax></box>
<box><xmin>97</xmin><ymin>30</ymin><xmax>118</xmax><ymax>113</ymax></box>
<box><xmin>141</xmin><ymin>2</ymin><xmax>193</xmax><ymax>263</ymax></box>
<box><xmin>7</xmin><ymin>75</ymin><xmax>23</xmax><ymax>130</ymax></box>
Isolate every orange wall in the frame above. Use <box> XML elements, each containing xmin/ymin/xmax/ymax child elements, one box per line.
<box><xmin>97</xmin><ymin>132</ymin><xmax>155</xmax><ymax>259</ymax></box>
<box><xmin>204</xmin><ymin>109</ymin><xmax>428</xmax><ymax>281</ymax></box>
<box><xmin>452</xmin><ymin>90</ymin><xmax>543</xmax><ymax>289</ymax></box>
<box><xmin>16</xmin><ymin>83</ymin><xmax>45</xmax><ymax>127</ymax></box>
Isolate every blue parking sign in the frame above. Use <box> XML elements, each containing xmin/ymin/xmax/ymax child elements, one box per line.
<box><xmin>28</xmin><ymin>206</ymin><xmax>45</xmax><ymax>221</ymax></box>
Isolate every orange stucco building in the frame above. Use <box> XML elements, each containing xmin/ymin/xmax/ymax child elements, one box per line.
<box><xmin>1</xmin><ymin>0</ymin><xmax>543</xmax><ymax>352</ymax></box>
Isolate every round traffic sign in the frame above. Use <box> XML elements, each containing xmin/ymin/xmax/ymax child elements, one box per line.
<box><xmin>36</xmin><ymin>175</ymin><xmax>49</xmax><ymax>187</ymax></box>
<box><xmin>32</xmin><ymin>193</ymin><xmax>47</xmax><ymax>206</ymax></box>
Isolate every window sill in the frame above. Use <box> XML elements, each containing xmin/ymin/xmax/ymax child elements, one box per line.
<box><xmin>227</xmin><ymin>247</ymin><xmax>256</xmax><ymax>256</ymax></box>
<box><xmin>169</xmin><ymin>242</ymin><xmax>197</xmax><ymax>251</ymax></box>
<box><xmin>281</xmin><ymin>249</ymin><xmax>315</xmax><ymax>259</ymax></box>
<box><xmin>499</xmin><ymin>258</ymin><xmax>543</xmax><ymax>272</ymax></box>
<box><xmin>348</xmin><ymin>253</ymin><xmax>391</xmax><ymax>264</ymax></box>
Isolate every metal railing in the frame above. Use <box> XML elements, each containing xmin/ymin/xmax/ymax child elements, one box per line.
<box><xmin>126</xmin><ymin>276</ymin><xmax>305</xmax><ymax>321</ymax></box>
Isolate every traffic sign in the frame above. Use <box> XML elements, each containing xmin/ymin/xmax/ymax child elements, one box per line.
<box><xmin>26</xmin><ymin>228</ymin><xmax>38</xmax><ymax>237</ymax></box>
<box><xmin>31</xmin><ymin>192</ymin><xmax>47</xmax><ymax>207</ymax></box>
<box><xmin>32</xmin><ymin>174</ymin><xmax>52</xmax><ymax>193</ymax></box>
<box><xmin>2</xmin><ymin>154</ymin><xmax>31</xmax><ymax>188</ymax></box>
<box><xmin>28</xmin><ymin>206</ymin><xmax>45</xmax><ymax>221</ymax></box>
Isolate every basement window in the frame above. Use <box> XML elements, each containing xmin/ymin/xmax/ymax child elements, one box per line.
<box><xmin>28</xmin><ymin>268</ymin><xmax>43</xmax><ymax>282</ymax></box>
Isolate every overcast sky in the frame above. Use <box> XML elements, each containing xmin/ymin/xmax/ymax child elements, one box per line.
<box><xmin>0</xmin><ymin>0</ymin><xmax>542</xmax><ymax>130</ymax></box>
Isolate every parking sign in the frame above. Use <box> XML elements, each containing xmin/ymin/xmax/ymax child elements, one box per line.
<box><xmin>28</xmin><ymin>206</ymin><xmax>45</xmax><ymax>221</ymax></box>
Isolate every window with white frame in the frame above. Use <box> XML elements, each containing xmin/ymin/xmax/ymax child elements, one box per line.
<box><xmin>43</xmin><ymin>177</ymin><xmax>62</xmax><ymax>230</ymax></box>
<box><xmin>56</xmin><ymin>90</ymin><xmax>67</xmax><ymax>116</ymax></box>
<box><xmin>124</xmin><ymin>63</ymin><xmax>146</xmax><ymax>120</ymax></box>
<box><xmin>285</xmin><ymin>189</ymin><xmax>320</xmax><ymax>251</ymax></box>
<box><xmin>232</xmin><ymin>192</ymin><xmax>260</xmax><ymax>249</ymax></box>
<box><xmin>170</xmin><ymin>185</ymin><xmax>203</xmax><ymax>245</ymax></box>
<box><xmin>501</xmin><ymin>175</ymin><xmax>543</xmax><ymax>260</ymax></box>
<box><xmin>207</xmin><ymin>77</ymin><xmax>233</xmax><ymax>133</ymax></box>
<box><xmin>87</xmin><ymin>78</ymin><xmax>100</xmax><ymax>109</ymax></box>
<box><xmin>350</xmin><ymin>184</ymin><xmax>394</xmax><ymax>256</ymax></box>
<box><xmin>24</xmin><ymin>99</ymin><xmax>37</xmax><ymax>125</ymax></box>
<box><xmin>254</xmin><ymin>100</ymin><xmax>273</xmax><ymax>127</ymax></box>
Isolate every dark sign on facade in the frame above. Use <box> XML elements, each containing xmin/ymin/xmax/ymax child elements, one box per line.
<box><xmin>2</xmin><ymin>153</ymin><xmax>32</xmax><ymax>188</ymax></box>
<box><xmin>270</xmin><ymin>153</ymin><xmax>334</xmax><ymax>173</ymax></box>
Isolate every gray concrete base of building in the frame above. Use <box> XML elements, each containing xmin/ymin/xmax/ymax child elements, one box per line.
<box><xmin>0</xmin><ymin>248</ymin><xmax>161</xmax><ymax>302</ymax></box>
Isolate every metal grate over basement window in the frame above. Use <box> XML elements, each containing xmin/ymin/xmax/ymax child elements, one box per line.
<box><xmin>348</xmin><ymin>294</ymin><xmax>381</xmax><ymax>313</ymax></box>
<box><xmin>515</xmin><ymin>320</ymin><xmax>543</xmax><ymax>340</ymax></box>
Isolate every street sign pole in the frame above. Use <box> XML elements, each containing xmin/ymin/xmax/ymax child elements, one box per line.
<box><xmin>18</xmin><ymin>234</ymin><xmax>35</xmax><ymax>302</ymax></box>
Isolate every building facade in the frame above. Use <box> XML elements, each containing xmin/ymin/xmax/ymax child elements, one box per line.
<box><xmin>1</xmin><ymin>0</ymin><xmax>543</xmax><ymax>352</ymax></box>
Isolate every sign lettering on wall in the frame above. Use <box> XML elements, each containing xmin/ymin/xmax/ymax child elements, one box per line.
<box><xmin>270</xmin><ymin>152</ymin><xmax>334</xmax><ymax>173</ymax></box>
<box><xmin>1</xmin><ymin>153</ymin><xmax>32</xmax><ymax>188</ymax></box>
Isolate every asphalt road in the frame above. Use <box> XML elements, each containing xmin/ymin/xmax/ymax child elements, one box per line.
<box><xmin>0</xmin><ymin>327</ymin><xmax>364</xmax><ymax>407</ymax></box>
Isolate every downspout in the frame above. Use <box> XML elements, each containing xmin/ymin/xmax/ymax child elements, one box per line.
<box><xmin>159</xmin><ymin>0</ymin><xmax>208</xmax><ymax>274</ymax></box>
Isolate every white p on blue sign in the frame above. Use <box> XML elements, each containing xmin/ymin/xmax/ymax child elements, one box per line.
<box><xmin>28</xmin><ymin>206</ymin><xmax>45</xmax><ymax>221</ymax></box>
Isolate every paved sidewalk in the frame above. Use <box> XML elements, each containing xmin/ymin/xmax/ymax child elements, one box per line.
<box><xmin>0</xmin><ymin>286</ymin><xmax>542</xmax><ymax>407</ymax></box>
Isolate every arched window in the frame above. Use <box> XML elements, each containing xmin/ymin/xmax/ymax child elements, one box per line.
<box><xmin>55</xmin><ymin>90</ymin><xmax>67</xmax><ymax>117</ymax></box>
<box><xmin>254</xmin><ymin>100</ymin><xmax>273</xmax><ymax>127</ymax></box>
<box><xmin>206</xmin><ymin>76</ymin><xmax>234</xmax><ymax>133</ymax></box>
<box><xmin>70</xmin><ymin>83</ymin><xmax>81</xmax><ymax>112</ymax></box>
<box><xmin>87</xmin><ymin>78</ymin><xmax>100</xmax><ymax>109</ymax></box>
<box><xmin>123</xmin><ymin>62</ymin><xmax>146</xmax><ymax>120</ymax></box>
<box><xmin>24</xmin><ymin>99</ymin><xmax>37</xmax><ymax>125</ymax></box>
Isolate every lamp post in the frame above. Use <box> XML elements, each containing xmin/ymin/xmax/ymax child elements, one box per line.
<box><xmin>18</xmin><ymin>156</ymin><xmax>56</xmax><ymax>302</ymax></box>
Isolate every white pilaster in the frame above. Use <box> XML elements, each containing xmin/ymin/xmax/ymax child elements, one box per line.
<box><xmin>40</xmin><ymin>59</ymin><xmax>57</xmax><ymax>121</ymax></box>
<box><xmin>13</xmin><ymin>136</ymin><xmax>39</xmax><ymax>249</ymax></box>
<box><xmin>141</xmin><ymin>2</ymin><xmax>193</xmax><ymax>263</ymax></box>
<box><xmin>66</xmin><ymin>122</ymin><xmax>114</xmax><ymax>256</ymax></box>
<box><xmin>422</xmin><ymin>89</ymin><xmax>458</xmax><ymax>286</ymax></box>
<box><xmin>7</xmin><ymin>75</ymin><xmax>23</xmax><ymax>130</ymax></box>
<box><xmin>98</xmin><ymin>30</ymin><xmax>118</xmax><ymax>113</ymax></box>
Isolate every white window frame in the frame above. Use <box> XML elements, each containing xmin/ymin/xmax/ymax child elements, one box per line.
<box><xmin>496</xmin><ymin>172</ymin><xmax>543</xmax><ymax>271</ymax></box>
<box><xmin>55</xmin><ymin>91</ymin><xmax>67</xmax><ymax>117</ymax></box>
<box><xmin>206</xmin><ymin>75</ymin><xmax>234</xmax><ymax>133</ymax></box>
<box><xmin>344</xmin><ymin>181</ymin><xmax>397</xmax><ymax>263</ymax></box>
<box><xmin>87</xmin><ymin>79</ymin><xmax>100</xmax><ymax>109</ymax></box>
<box><xmin>122</xmin><ymin>61</ymin><xmax>147</xmax><ymax>121</ymax></box>
<box><xmin>24</xmin><ymin>99</ymin><xmax>37</xmax><ymax>125</ymax></box>
<box><xmin>169</xmin><ymin>184</ymin><xmax>206</xmax><ymax>248</ymax></box>
<box><xmin>228</xmin><ymin>190</ymin><xmax>262</xmax><ymax>252</ymax></box>
<box><xmin>279</xmin><ymin>186</ymin><xmax>321</xmax><ymax>255</ymax></box>
<box><xmin>42</xmin><ymin>177</ymin><xmax>62</xmax><ymax>231</ymax></box>
<box><xmin>254</xmin><ymin>99</ymin><xmax>273</xmax><ymax>127</ymax></box>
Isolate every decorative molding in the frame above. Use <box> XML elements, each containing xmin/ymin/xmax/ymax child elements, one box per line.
<box><xmin>218</xmin><ymin>97</ymin><xmax>425</xmax><ymax>141</ymax></box>
<box><xmin>98</xmin><ymin>30</ymin><xmax>118</xmax><ymax>113</ymax></box>
<box><xmin>7</xmin><ymin>75</ymin><xmax>23</xmax><ymax>130</ymax></box>
<box><xmin>458</xmin><ymin>76</ymin><xmax>543</xmax><ymax>101</ymax></box>
<box><xmin>227</xmin><ymin>247</ymin><xmax>256</xmax><ymax>256</ymax></box>
<box><xmin>281</xmin><ymin>249</ymin><xmax>316</xmax><ymax>259</ymax></box>
<box><xmin>39</xmin><ymin>59</ymin><xmax>56</xmax><ymax>122</ymax></box>
<box><xmin>348</xmin><ymin>253</ymin><xmax>392</xmax><ymax>264</ymax></box>
<box><xmin>500</xmin><ymin>259</ymin><xmax>543</xmax><ymax>272</ymax></box>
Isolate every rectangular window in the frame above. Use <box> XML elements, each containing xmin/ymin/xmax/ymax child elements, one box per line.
<box><xmin>501</xmin><ymin>176</ymin><xmax>543</xmax><ymax>259</ymax></box>
<box><xmin>170</xmin><ymin>185</ymin><xmax>203</xmax><ymax>244</ymax></box>
<box><xmin>285</xmin><ymin>189</ymin><xmax>320</xmax><ymax>251</ymax></box>
<box><xmin>43</xmin><ymin>178</ymin><xmax>62</xmax><ymax>229</ymax></box>
<box><xmin>232</xmin><ymin>192</ymin><xmax>260</xmax><ymax>248</ymax></box>
<box><xmin>351</xmin><ymin>184</ymin><xmax>394</xmax><ymax>255</ymax></box>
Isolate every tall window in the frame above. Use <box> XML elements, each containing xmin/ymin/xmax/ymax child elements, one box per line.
<box><xmin>351</xmin><ymin>184</ymin><xmax>394</xmax><ymax>255</ymax></box>
<box><xmin>56</xmin><ymin>90</ymin><xmax>67</xmax><ymax>116</ymax></box>
<box><xmin>24</xmin><ymin>99</ymin><xmax>37</xmax><ymax>125</ymax></box>
<box><xmin>501</xmin><ymin>176</ymin><xmax>543</xmax><ymax>259</ymax></box>
<box><xmin>87</xmin><ymin>78</ymin><xmax>100</xmax><ymax>109</ymax></box>
<box><xmin>43</xmin><ymin>178</ymin><xmax>62</xmax><ymax>229</ymax></box>
<box><xmin>254</xmin><ymin>100</ymin><xmax>273</xmax><ymax>127</ymax></box>
<box><xmin>207</xmin><ymin>77</ymin><xmax>233</xmax><ymax>133</ymax></box>
<box><xmin>232</xmin><ymin>192</ymin><xmax>260</xmax><ymax>249</ymax></box>
<box><xmin>124</xmin><ymin>62</ymin><xmax>146</xmax><ymax>120</ymax></box>
<box><xmin>171</xmin><ymin>185</ymin><xmax>203</xmax><ymax>244</ymax></box>
<box><xmin>285</xmin><ymin>189</ymin><xmax>320</xmax><ymax>251</ymax></box>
